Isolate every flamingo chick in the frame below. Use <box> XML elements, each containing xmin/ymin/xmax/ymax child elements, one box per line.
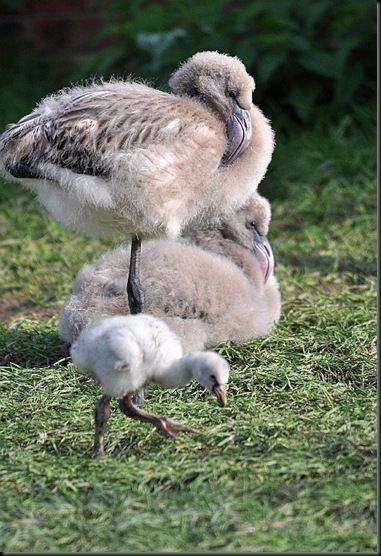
<box><xmin>0</xmin><ymin>51</ymin><xmax>274</xmax><ymax>314</ymax></box>
<box><xmin>60</xmin><ymin>192</ymin><xmax>281</xmax><ymax>353</ymax></box>
<box><xmin>70</xmin><ymin>314</ymin><xmax>230</xmax><ymax>457</ymax></box>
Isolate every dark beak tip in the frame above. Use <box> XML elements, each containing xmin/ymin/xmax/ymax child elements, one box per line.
<box><xmin>213</xmin><ymin>385</ymin><xmax>227</xmax><ymax>407</ymax></box>
<box><xmin>222</xmin><ymin>104</ymin><xmax>252</xmax><ymax>167</ymax></box>
<box><xmin>252</xmin><ymin>238</ymin><xmax>274</xmax><ymax>282</ymax></box>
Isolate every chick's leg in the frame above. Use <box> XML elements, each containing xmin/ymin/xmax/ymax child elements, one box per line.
<box><xmin>92</xmin><ymin>394</ymin><xmax>112</xmax><ymax>457</ymax></box>
<box><xmin>118</xmin><ymin>394</ymin><xmax>198</xmax><ymax>438</ymax></box>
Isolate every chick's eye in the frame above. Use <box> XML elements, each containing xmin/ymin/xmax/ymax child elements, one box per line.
<box><xmin>228</xmin><ymin>90</ymin><xmax>236</xmax><ymax>99</ymax></box>
<box><xmin>247</xmin><ymin>220</ymin><xmax>257</xmax><ymax>230</ymax></box>
<box><xmin>210</xmin><ymin>374</ymin><xmax>216</xmax><ymax>380</ymax></box>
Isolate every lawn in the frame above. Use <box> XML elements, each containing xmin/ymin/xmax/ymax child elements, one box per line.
<box><xmin>0</xmin><ymin>105</ymin><xmax>377</xmax><ymax>551</ymax></box>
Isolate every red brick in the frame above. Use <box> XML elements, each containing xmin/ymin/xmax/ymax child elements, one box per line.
<box><xmin>84</xmin><ymin>0</ymin><xmax>111</xmax><ymax>11</ymax></box>
<box><xmin>1</xmin><ymin>0</ymin><xmax>117</xmax><ymax>59</ymax></box>
<box><xmin>33</xmin><ymin>18</ymin><xmax>72</xmax><ymax>50</ymax></box>
<box><xmin>26</xmin><ymin>1</ymin><xmax>86</xmax><ymax>15</ymax></box>
<box><xmin>68</xmin><ymin>17</ymin><xmax>103</xmax><ymax>51</ymax></box>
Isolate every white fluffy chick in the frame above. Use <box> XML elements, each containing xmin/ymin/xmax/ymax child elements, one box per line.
<box><xmin>70</xmin><ymin>314</ymin><xmax>230</xmax><ymax>456</ymax></box>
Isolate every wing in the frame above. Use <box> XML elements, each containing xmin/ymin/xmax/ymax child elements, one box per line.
<box><xmin>0</xmin><ymin>82</ymin><xmax>225</xmax><ymax>181</ymax></box>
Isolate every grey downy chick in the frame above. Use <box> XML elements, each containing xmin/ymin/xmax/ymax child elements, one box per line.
<box><xmin>60</xmin><ymin>191</ymin><xmax>281</xmax><ymax>352</ymax></box>
<box><xmin>0</xmin><ymin>51</ymin><xmax>274</xmax><ymax>314</ymax></box>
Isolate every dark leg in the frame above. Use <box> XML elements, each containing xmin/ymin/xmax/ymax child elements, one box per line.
<box><xmin>118</xmin><ymin>394</ymin><xmax>198</xmax><ymax>438</ymax></box>
<box><xmin>132</xmin><ymin>388</ymin><xmax>145</xmax><ymax>406</ymax></box>
<box><xmin>60</xmin><ymin>342</ymin><xmax>71</xmax><ymax>358</ymax></box>
<box><xmin>127</xmin><ymin>235</ymin><xmax>145</xmax><ymax>314</ymax></box>
<box><xmin>92</xmin><ymin>394</ymin><xmax>112</xmax><ymax>457</ymax></box>
<box><xmin>128</xmin><ymin>235</ymin><xmax>146</xmax><ymax>405</ymax></box>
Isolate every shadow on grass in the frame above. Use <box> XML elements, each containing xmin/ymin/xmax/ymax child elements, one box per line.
<box><xmin>0</xmin><ymin>324</ymin><xmax>67</xmax><ymax>367</ymax></box>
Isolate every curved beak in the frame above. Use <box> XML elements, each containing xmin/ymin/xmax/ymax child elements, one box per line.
<box><xmin>222</xmin><ymin>99</ymin><xmax>252</xmax><ymax>166</ymax></box>
<box><xmin>213</xmin><ymin>384</ymin><xmax>227</xmax><ymax>407</ymax></box>
<box><xmin>252</xmin><ymin>235</ymin><xmax>274</xmax><ymax>282</ymax></box>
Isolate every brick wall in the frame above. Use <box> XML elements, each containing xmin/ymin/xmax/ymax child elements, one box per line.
<box><xmin>0</xmin><ymin>0</ymin><xmax>112</xmax><ymax>59</ymax></box>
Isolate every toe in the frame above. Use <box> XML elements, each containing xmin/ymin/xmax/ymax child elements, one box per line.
<box><xmin>157</xmin><ymin>417</ymin><xmax>198</xmax><ymax>437</ymax></box>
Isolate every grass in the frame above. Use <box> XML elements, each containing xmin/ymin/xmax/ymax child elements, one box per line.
<box><xmin>0</xmin><ymin>90</ymin><xmax>377</xmax><ymax>551</ymax></box>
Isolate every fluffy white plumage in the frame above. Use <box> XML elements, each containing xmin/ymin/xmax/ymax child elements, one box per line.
<box><xmin>70</xmin><ymin>314</ymin><xmax>230</xmax><ymax>456</ymax></box>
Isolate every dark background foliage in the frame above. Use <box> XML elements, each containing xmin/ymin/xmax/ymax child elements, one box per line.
<box><xmin>1</xmin><ymin>0</ymin><xmax>376</xmax><ymax>127</ymax></box>
<box><xmin>92</xmin><ymin>0</ymin><xmax>376</xmax><ymax>129</ymax></box>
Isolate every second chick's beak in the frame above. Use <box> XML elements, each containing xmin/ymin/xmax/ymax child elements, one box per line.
<box><xmin>213</xmin><ymin>383</ymin><xmax>227</xmax><ymax>407</ymax></box>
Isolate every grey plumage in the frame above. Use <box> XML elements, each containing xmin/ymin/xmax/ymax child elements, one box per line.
<box><xmin>0</xmin><ymin>50</ymin><xmax>274</xmax><ymax>315</ymax></box>
<box><xmin>0</xmin><ymin>51</ymin><xmax>274</xmax><ymax>242</ymax></box>
<box><xmin>59</xmin><ymin>192</ymin><xmax>281</xmax><ymax>352</ymax></box>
